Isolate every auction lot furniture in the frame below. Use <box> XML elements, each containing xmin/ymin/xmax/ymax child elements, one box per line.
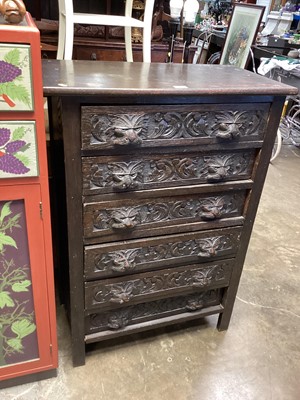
<box><xmin>43</xmin><ymin>60</ymin><xmax>296</xmax><ymax>366</ymax></box>
<box><xmin>0</xmin><ymin>14</ymin><xmax>57</xmax><ymax>387</ymax></box>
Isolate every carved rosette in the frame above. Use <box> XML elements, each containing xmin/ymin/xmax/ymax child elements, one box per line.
<box><xmin>87</xmin><ymin>290</ymin><xmax>221</xmax><ymax>332</ymax></box>
<box><xmin>92</xmin><ymin>193</ymin><xmax>243</xmax><ymax>232</ymax></box>
<box><xmin>88</xmin><ymin>262</ymin><xmax>232</xmax><ymax>307</ymax></box>
<box><xmin>85</xmin><ymin>109</ymin><xmax>266</xmax><ymax>146</ymax></box>
<box><xmin>92</xmin><ymin>232</ymin><xmax>239</xmax><ymax>274</ymax></box>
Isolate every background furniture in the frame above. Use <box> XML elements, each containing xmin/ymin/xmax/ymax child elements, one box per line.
<box><xmin>0</xmin><ymin>13</ymin><xmax>57</xmax><ymax>387</ymax></box>
<box><xmin>57</xmin><ymin>0</ymin><xmax>155</xmax><ymax>61</ymax></box>
<box><xmin>22</xmin><ymin>0</ymin><xmax>197</xmax><ymax>63</ymax></box>
<box><xmin>43</xmin><ymin>60</ymin><xmax>296</xmax><ymax>367</ymax></box>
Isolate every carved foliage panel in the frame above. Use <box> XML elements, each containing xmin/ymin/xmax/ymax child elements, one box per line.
<box><xmin>84</xmin><ymin>228</ymin><xmax>241</xmax><ymax>279</ymax></box>
<box><xmin>85</xmin><ymin>260</ymin><xmax>233</xmax><ymax>310</ymax></box>
<box><xmin>86</xmin><ymin>289</ymin><xmax>222</xmax><ymax>333</ymax></box>
<box><xmin>81</xmin><ymin>105</ymin><xmax>268</xmax><ymax>149</ymax></box>
<box><xmin>84</xmin><ymin>191</ymin><xmax>245</xmax><ymax>239</ymax></box>
<box><xmin>82</xmin><ymin>151</ymin><xmax>255</xmax><ymax>194</ymax></box>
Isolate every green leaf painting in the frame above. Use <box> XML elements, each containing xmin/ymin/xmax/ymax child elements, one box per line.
<box><xmin>4</xmin><ymin>48</ymin><xmax>20</xmax><ymax>66</ymax></box>
<box><xmin>12</xmin><ymin>127</ymin><xmax>26</xmax><ymax>141</ymax></box>
<box><xmin>0</xmin><ymin>291</ymin><xmax>15</xmax><ymax>309</ymax></box>
<box><xmin>0</xmin><ymin>232</ymin><xmax>17</xmax><ymax>252</ymax></box>
<box><xmin>0</xmin><ymin>44</ymin><xmax>33</xmax><ymax>111</ymax></box>
<box><xmin>12</xmin><ymin>280</ymin><xmax>31</xmax><ymax>292</ymax></box>
<box><xmin>0</xmin><ymin>202</ymin><xmax>12</xmax><ymax>223</ymax></box>
<box><xmin>11</xmin><ymin>319</ymin><xmax>36</xmax><ymax>339</ymax></box>
<box><xmin>7</xmin><ymin>338</ymin><xmax>23</xmax><ymax>352</ymax></box>
<box><xmin>0</xmin><ymin>201</ymin><xmax>37</xmax><ymax>366</ymax></box>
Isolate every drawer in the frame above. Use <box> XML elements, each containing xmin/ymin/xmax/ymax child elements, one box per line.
<box><xmin>85</xmin><ymin>259</ymin><xmax>234</xmax><ymax>311</ymax></box>
<box><xmin>81</xmin><ymin>104</ymin><xmax>269</xmax><ymax>151</ymax></box>
<box><xmin>82</xmin><ymin>149</ymin><xmax>256</xmax><ymax>195</ymax></box>
<box><xmin>85</xmin><ymin>289</ymin><xmax>223</xmax><ymax>335</ymax></box>
<box><xmin>84</xmin><ymin>226</ymin><xmax>242</xmax><ymax>280</ymax></box>
<box><xmin>83</xmin><ymin>190</ymin><xmax>246</xmax><ymax>243</ymax></box>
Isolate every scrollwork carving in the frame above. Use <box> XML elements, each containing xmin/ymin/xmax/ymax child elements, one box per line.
<box><xmin>192</xmin><ymin>266</ymin><xmax>224</xmax><ymax>287</ymax></box>
<box><xmin>92</xmin><ymin>232</ymin><xmax>239</xmax><ymax>274</ymax></box>
<box><xmin>88</xmin><ymin>262</ymin><xmax>232</xmax><ymax>307</ymax></box>
<box><xmin>84</xmin><ymin>109</ymin><xmax>266</xmax><ymax>146</ymax></box>
<box><xmin>107</xmin><ymin>282</ymin><xmax>135</xmax><ymax>304</ymax></box>
<box><xmin>108</xmin><ymin>162</ymin><xmax>144</xmax><ymax>190</ymax></box>
<box><xmin>87</xmin><ymin>290</ymin><xmax>221</xmax><ymax>332</ymax></box>
<box><xmin>90</xmin><ymin>114</ymin><xmax>147</xmax><ymax>146</ymax></box>
<box><xmin>85</xmin><ymin>152</ymin><xmax>253</xmax><ymax>191</ymax></box>
<box><xmin>205</xmin><ymin>154</ymin><xmax>250</xmax><ymax>183</ymax></box>
<box><xmin>91</xmin><ymin>193</ymin><xmax>243</xmax><ymax>232</ymax></box>
<box><xmin>95</xmin><ymin>249</ymin><xmax>140</xmax><ymax>273</ymax></box>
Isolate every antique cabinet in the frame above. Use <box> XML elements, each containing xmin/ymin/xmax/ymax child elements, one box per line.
<box><xmin>43</xmin><ymin>60</ymin><xmax>297</xmax><ymax>367</ymax></box>
<box><xmin>0</xmin><ymin>14</ymin><xmax>57</xmax><ymax>387</ymax></box>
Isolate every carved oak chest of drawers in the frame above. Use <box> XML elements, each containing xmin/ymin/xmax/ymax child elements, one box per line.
<box><xmin>43</xmin><ymin>60</ymin><xmax>297</xmax><ymax>366</ymax></box>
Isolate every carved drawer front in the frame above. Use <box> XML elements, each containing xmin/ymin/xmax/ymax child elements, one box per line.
<box><xmin>82</xmin><ymin>149</ymin><xmax>256</xmax><ymax>195</ymax></box>
<box><xmin>85</xmin><ymin>259</ymin><xmax>234</xmax><ymax>312</ymax></box>
<box><xmin>84</xmin><ymin>226</ymin><xmax>242</xmax><ymax>280</ymax></box>
<box><xmin>83</xmin><ymin>190</ymin><xmax>246</xmax><ymax>243</ymax></box>
<box><xmin>85</xmin><ymin>289</ymin><xmax>223</xmax><ymax>336</ymax></box>
<box><xmin>81</xmin><ymin>104</ymin><xmax>269</xmax><ymax>151</ymax></box>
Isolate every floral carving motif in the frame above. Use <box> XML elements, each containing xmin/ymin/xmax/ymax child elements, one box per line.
<box><xmin>91</xmin><ymin>113</ymin><xmax>147</xmax><ymax>146</ymax></box>
<box><xmin>205</xmin><ymin>154</ymin><xmax>248</xmax><ymax>183</ymax></box>
<box><xmin>85</xmin><ymin>152</ymin><xmax>253</xmax><ymax>192</ymax></box>
<box><xmin>108</xmin><ymin>282</ymin><xmax>135</xmax><ymax>304</ymax></box>
<box><xmin>92</xmin><ymin>193</ymin><xmax>243</xmax><ymax>232</ymax></box>
<box><xmin>87</xmin><ymin>290</ymin><xmax>220</xmax><ymax>332</ymax></box>
<box><xmin>84</xmin><ymin>109</ymin><xmax>266</xmax><ymax>147</ymax></box>
<box><xmin>93</xmin><ymin>233</ymin><xmax>239</xmax><ymax>274</ymax></box>
<box><xmin>95</xmin><ymin>249</ymin><xmax>140</xmax><ymax>273</ymax></box>
<box><xmin>192</xmin><ymin>266</ymin><xmax>225</xmax><ymax>287</ymax></box>
<box><xmin>89</xmin><ymin>262</ymin><xmax>231</xmax><ymax>307</ymax></box>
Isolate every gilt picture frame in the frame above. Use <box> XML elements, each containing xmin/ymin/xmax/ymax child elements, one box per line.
<box><xmin>220</xmin><ymin>3</ymin><xmax>265</xmax><ymax>69</ymax></box>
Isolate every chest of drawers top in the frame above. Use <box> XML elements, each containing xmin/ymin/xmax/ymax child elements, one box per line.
<box><xmin>42</xmin><ymin>60</ymin><xmax>296</xmax><ymax>99</ymax></box>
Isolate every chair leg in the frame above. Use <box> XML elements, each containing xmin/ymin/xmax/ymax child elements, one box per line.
<box><xmin>57</xmin><ymin>14</ymin><xmax>66</xmax><ymax>60</ymax></box>
<box><xmin>142</xmin><ymin>0</ymin><xmax>154</xmax><ymax>62</ymax></box>
<box><xmin>124</xmin><ymin>26</ymin><xmax>133</xmax><ymax>62</ymax></box>
<box><xmin>64</xmin><ymin>18</ymin><xmax>74</xmax><ymax>60</ymax></box>
<box><xmin>142</xmin><ymin>24</ymin><xmax>152</xmax><ymax>63</ymax></box>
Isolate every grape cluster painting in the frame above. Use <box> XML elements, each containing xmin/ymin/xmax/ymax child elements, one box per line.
<box><xmin>0</xmin><ymin>44</ymin><xmax>33</xmax><ymax>111</ymax></box>
<box><xmin>0</xmin><ymin>122</ymin><xmax>38</xmax><ymax>178</ymax></box>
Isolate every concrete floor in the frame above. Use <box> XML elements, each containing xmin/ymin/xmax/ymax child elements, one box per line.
<box><xmin>1</xmin><ymin>145</ymin><xmax>300</xmax><ymax>400</ymax></box>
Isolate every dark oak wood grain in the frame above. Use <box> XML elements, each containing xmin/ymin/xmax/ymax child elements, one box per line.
<box><xmin>44</xmin><ymin>60</ymin><xmax>297</xmax><ymax>366</ymax></box>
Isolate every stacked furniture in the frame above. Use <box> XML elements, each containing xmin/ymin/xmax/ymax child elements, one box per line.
<box><xmin>43</xmin><ymin>60</ymin><xmax>297</xmax><ymax>366</ymax></box>
<box><xmin>0</xmin><ymin>13</ymin><xmax>57</xmax><ymax>387</ymax></box>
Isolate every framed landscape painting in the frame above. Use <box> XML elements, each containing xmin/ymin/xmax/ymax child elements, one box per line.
<box><xmin>220</xmin><ymin>3</ymin><xmax>265</xmax><ymax>69</ymax></box>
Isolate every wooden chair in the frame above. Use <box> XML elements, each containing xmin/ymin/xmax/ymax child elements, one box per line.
<box><xmin>57</xmin><ymin>0</ymin><xmax>155</xmax><ymax>62</ymax></box>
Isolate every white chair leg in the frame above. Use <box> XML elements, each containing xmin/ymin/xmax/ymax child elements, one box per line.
<box><xmin>142</xmin><ymin>0</ymin><xmax>154</xmax><ymax>62</ymax></box>
<box><xmin>124</xmin><ymin>26</ymin><xmax>133</xmax><ymax>62</ymax></box>
<box><xmin>64</xmin><ymin>18</ymin><xmax>74</xmax><ymax>60</ymax></box>
<box><xmin>142</xmin><ymin>24</ymin><xmax>151</xmax><ymax>62</ymax></box>
<box><xmin>57</xmin><ymin>14</ymin><xmax>66</xmax><ymax>60</ymax></box>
